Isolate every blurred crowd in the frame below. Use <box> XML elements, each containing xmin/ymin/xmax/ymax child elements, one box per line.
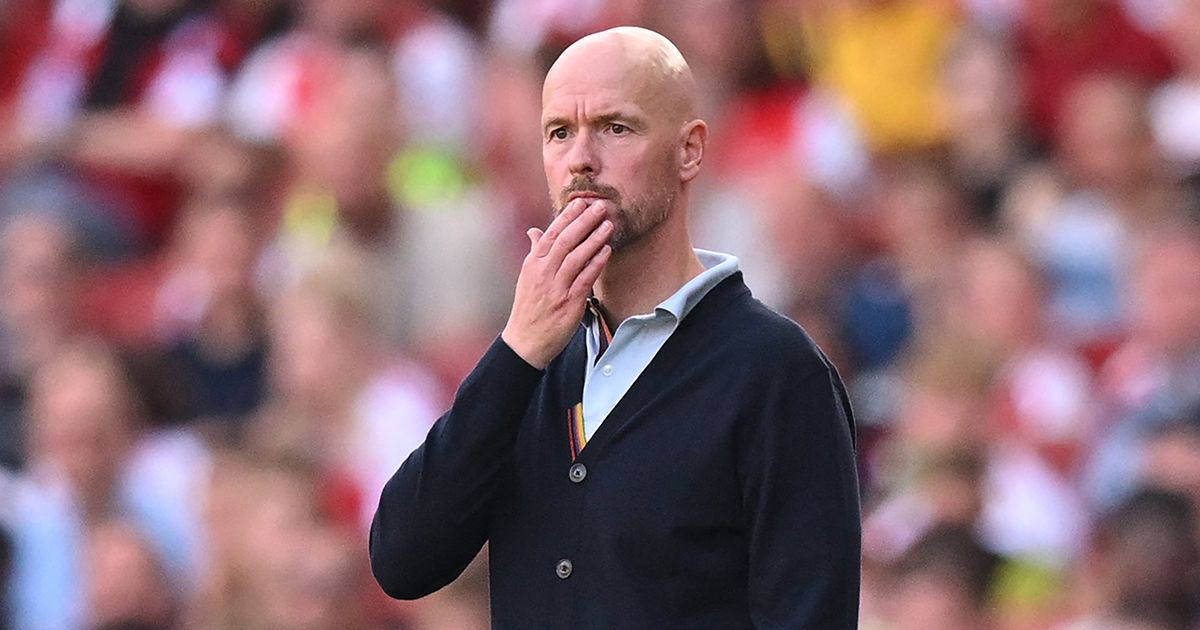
<box><xmin>1</xmin><ymin>0</ymin><xmax>1200</xmax><ymax>628</ymax></box>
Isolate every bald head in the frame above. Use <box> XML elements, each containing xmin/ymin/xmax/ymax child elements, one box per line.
<box><xmin>544</xmin><ymin>27</ymin><xmax>697</xmax><ymax>123</ymax></box>
<box><xmin>540</xmin><ymin>27</ymin><xmax>709</xmax><ymax>250</ymax></box>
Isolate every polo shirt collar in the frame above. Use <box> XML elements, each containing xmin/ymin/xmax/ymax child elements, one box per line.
<box><xmin>583</xmin><ymin>249</ymin><xmax>740</xmax><ymax>326</ymax></box>
<box><xmin>655</xmin><ymin>249</ymin><xmax>739</xmax><ymax>322</ymax></box>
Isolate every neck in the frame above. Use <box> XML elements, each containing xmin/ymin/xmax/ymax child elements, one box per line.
<box><xmin>593</xmin><ymin>201</ymin><xmax>705</xmax><ymax>325</ymax></box>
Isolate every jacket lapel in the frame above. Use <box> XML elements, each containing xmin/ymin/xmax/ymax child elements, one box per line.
<box><xmin>575</xmin><ymin>273</ymin><xmax>748</xmax><ymax>459</ymax></box>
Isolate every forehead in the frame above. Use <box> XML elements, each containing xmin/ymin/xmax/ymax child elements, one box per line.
<box><xmin>541</xmin><ymin>61</ymin><xmax>655</xmax><ymax>119</ymax></box>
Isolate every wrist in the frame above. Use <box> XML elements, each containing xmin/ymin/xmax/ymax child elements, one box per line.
<box><xmin>500</xmin><ymin>328</ymin><xmax>549</xmax><ymax>370</ymax></box>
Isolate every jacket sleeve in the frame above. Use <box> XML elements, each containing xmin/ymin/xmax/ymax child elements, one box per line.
<box><xmin>369</xmin><ymin>336</ymin><xmax>543</xmax><ymax>599</ymax></box>
<box><xmin>739</xmin><ymin>362</ymin><xmax>861</xmax><ymax>629</ymax></box>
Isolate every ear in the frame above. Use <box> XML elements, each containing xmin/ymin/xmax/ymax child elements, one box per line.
<box><xmin>678</xmin><ymin>119</ymin><xmax>707</xmax><ymax>183</ymax></box>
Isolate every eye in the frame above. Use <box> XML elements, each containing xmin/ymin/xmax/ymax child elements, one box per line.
<box><xmin>609</xmin><ymin>123</ymin><xmax>630</xmax><ymax>135</ymax></box>
<box><xmin>549</xmin><ymin>128</ymin><xmax>569</xmax><ymax>141</ymax></box>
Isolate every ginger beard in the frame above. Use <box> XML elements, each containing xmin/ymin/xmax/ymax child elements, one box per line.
<box><xmin>551</xmin><ymin>163</ymin><xmax>678</xmax><ymax>253</ymax></box>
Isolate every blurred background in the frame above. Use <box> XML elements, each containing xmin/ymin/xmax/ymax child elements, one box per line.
<box><xmin>1</xmin><ymin>0</ymin><xmax>1199</xmax><ymax>628</ymax></box>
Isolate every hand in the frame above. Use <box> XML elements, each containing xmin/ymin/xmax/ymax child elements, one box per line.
<box><xmin>502</xmin><ymin>198</ymin><xmax>613</xmax><ymax>369</ymax></box>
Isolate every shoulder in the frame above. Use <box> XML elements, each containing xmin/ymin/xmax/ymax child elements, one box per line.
<box><xmin>715</xmin><ymin>290</ymin><xmax>833</xmax><ymax>381</ymax></box>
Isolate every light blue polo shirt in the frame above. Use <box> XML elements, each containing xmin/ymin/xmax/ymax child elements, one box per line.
<box><xmin>581</xmin><ymin>249</ymin><xmax>739</xmax><ymax>440</ymax></box>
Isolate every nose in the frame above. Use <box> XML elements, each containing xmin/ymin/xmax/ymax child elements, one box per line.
<box><xmin>567</xmin><ymin>129</ymin><xmax>599</xmax><ymax>177</ymax></box>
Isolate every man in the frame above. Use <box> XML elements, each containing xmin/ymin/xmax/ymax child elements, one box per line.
<box><xmin>370</xmin><ymin>27</ymin><xmax>861</xmax><ymax>628</ymax></box>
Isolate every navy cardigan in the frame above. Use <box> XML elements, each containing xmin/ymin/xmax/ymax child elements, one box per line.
<box><xmin>370</xmin><ymin>273</ymin><xmax>861</xmax><ymax>629</ymax></box>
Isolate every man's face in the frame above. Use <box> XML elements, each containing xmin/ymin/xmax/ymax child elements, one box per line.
<box><xmin>541</xmin><ymin>62</ymin><xmax>681</xmax><ymax>251</ymax></box>
<box><xmin>30</xmin><ymin>350</ymin><xmax>133</xmax><ymax>502</ymax></box>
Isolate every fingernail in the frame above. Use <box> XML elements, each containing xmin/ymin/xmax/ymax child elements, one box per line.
<box><xmin>601</xmin><ymin>220</ymin><xmax>612</xmax><ymax>230</ymax></box>
<box><xmin>591</xmin><ymin>203</ymin><xmax>606</xmax><ymax>215</ymax></box>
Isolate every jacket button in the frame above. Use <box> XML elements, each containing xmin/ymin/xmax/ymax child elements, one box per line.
<box><xmin>556</xmin><ymin>558</ymin><xmax>573</xmax><ymax>579</ymax></box>
<box><xmin>568</xmin><ymin>462</ymin><xmax>587</xmax><ymax>483</ymax></box>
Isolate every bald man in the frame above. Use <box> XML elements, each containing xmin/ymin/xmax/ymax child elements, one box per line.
<box><xmin>370</xmin><ymin>27</ymin><xmax>860</xmax><ymax>628</ymax></box>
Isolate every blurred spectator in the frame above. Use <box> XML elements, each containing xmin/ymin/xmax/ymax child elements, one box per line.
<box><xmin>1016</xmin><ymin>0</ymin><xmax>1174</xmax><ymax>146</ymax></box>
<box><xmin>472</xmin><ymin>51</ymin><xmax>555</xmax><ymax>243</ymax></box>
<box><xmin>843</xmin><ymin>159</ymin><xmax>970</xmax><ymax>377</ymax></box>
<box><xmin>1006</xmin><ymin>73</ymin><xmax>1180</xmax><ymax>346</ymax></box>
<box><xmin>227</xmin><ymin>0</ymin><xmax>477</xmax><ymax>151</ymax></box>
<box><xmin>250</xmin><ymin>258</ymin><xmax>442</xmax><ymax>529</ymax></box>
<box><xmin>1149</xmin><ymin>0</ymin><xmax>1200</xmax><ymax>179</ymax></box>
<box><xmin>866</xmin><ymin>337</ymin><xmax>1088</xmax><ymax>567</ymax></box>
<box><xmin>390</xmin><ymin>3</ymin><xmax>482</xmax><ymax>153</ymax></box>
<box><xmin>245</xmin><ymin>520</ymin><xmax>373</xmax><ymax>630</ymax></box>
<box><xmin>876</xmin><ymin>524</ymin><xmax>1001</xmax><ymax>630</ymax></box>
<box><xmin>756</xmin><ymin>171</ymin><xmax>854</xmax><ymax>364</ymax></box>
<box><xmin>251</xmin><ymin>37</ymin><xmax>508</xmax><ymax>368</ymax></box>
<box><xmin>948</xmin><ymin>238</ymin><xmax>1095</xmax><ymax>477</ymax></box>
<box><xmin>1054</xmin><ymin>75</ymin><xmax>1177</xmax><ymax>227</ymax></box>
<box><xmin>1089</xmin><ymin>221</ymin><xmax>1200</xmax><ymax>508</ymax></box>
<box><xmin>1139</xmin><ymin>419</ymin><xmax>1200</xmax><ymax>510</ymax></box>
<box><xmin>865</xmin><ymin>448</ymin><xmax>989</xmax><ymax>563</ymax></box>
<box><xmin>0</xmin><ymin>211</ymin><xmax>87</xmax><ymax>472</ymax></box>
<box><xmin>694</xmin><ymin>84</ymin><xmax>868</xmax><ymax>317</ymax></box>
<box><xmin>7</xmin><ymin>339</ymin><xmax>208</xmax><ymax>629</ymax></box>
<box><xmin>799</xmin><ymin>0</ymin><xmax>961</xmax><ymax>153</ymax></box>
<box><xmin>699</xmin><ymin>2</ymin><xmax>871</xmax><ymax>199</ymax></box>
<box><xmin>188</xmin><ymin>449</ymin><xmax>315</xmax><ymax>629</ymax></box>
<box><xmin>937</xmin><ymin>26</ymin><xmax>1031</xmax><ymax>227</ymax></box>
<box><xmin>643</xmin><ymin>0</ymin><xmax>760</xmax><ymax>123</ymax></box>
<box><xmin>1</xmin><ymin>0</ymin><xmax>281</xmax><ymax>245</ymax></box>
<box><xmin>188</xmin><ymin>449</ymin><xmax>381</xmax><ymax>630</ymax></box>
<box><xmin>154</xmin><ymin>194</ymin><xmax>268</xmax><ymax>438</ymax></box>
<box><xmin>83</xmin><ymin>518</ymin><xmax>176</xmax><ymax>629</ymax></box>
<box><xmin>1059</xmin><ymin>489</ymin><xmax>1200</xmax><ymax>630</ymax></box>
<box><xmin>696</xmin><ymin>163</ymin><xmax>854</xmax><ymax>368</ymax></box>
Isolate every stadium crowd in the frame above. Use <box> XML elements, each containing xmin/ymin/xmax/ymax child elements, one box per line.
<box><xmin>1</xmin><ymin>0</ymin><xmax>1200</xmax><ymax>628</ymax></box>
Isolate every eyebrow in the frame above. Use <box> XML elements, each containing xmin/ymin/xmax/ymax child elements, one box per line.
<box><xmin>543</xmin><ymin>116</ymin><xmax>573</xmax><ymax>133</ymax></box>
<box><xmin>542</xmin><ymin>111</ymin><xmax>648</xmax><ymax>134</ymax></box>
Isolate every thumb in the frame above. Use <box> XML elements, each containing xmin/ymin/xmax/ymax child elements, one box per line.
<box><xmin>527</xmin><ymin>227</ymin><xmax>543</xmax><ymax>248</ymax></box>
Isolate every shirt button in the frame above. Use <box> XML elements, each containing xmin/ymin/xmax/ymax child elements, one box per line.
<box><xmin>568</xmin><ymin>462</ymin><xmax>587</xmax><ymax>483</ymax></box>
<box><xmin>556</xmin><ymin>558</ymin><xmax>573</xmax><ymax>579</ymax></box>
<box><xmin>602</xmin><ymin>364</ymin><xmax>613</xmax><ymax>376</ymax></box>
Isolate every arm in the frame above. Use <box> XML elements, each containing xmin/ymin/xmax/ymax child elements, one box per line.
<box><xmin>369</xmin><ymin>337</ymin><xmax>542</xmax><ymax>599</ymax></box>
<box><xmin>369</xmin><ymin>197</ymin><xmax>613</xmax><ymax>599</ymax></box>
<box><xmin>740</xmin><ymin>361</ymin><xmax>861</xmax><ymax>629</ymax></box>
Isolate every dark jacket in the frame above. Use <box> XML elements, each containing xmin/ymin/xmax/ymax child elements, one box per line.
<box><xmin>370</xmin><ymin>273</ymin><xmax>861</xmax><ymax>629</ymax></box>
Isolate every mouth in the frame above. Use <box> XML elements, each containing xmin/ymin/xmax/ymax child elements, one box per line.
<box><xmin>567</xmin><ymin>192</ymin><xmax>607</xmax><ymax>203</ymax></box>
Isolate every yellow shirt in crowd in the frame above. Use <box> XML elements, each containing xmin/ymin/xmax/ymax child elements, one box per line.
<box><xmin>799</xmin><ymin>0</ymin><xmax>960</xmax><ymax>153</ymax></box>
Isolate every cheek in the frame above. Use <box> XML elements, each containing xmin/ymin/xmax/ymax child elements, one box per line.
<box><xmin>646</xmin><ymin>141</ymin><xmax>680</xmax><ymax>183</ymax></box>
<box><xmin>543</xmin><ymin>146</ymin><xmax>568</xmax><ymax>181</ymax></box>
<box><xmin>613</xmin><ymin>146</ymin><xmax>663</xmax><ymax>194</ymax></box>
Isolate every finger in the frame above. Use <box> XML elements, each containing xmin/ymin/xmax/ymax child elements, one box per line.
<box><xmin>535</xmin><ymin>198</ymin><xmax>588</xmax><ymax>258</ymax></box>
<box><xmin>527</xmin><ymin>227</ymin><xmax>543</xmax><ymax>249</ymax></box>
<box><xmin>568</xmin><ymin>244</ymin><xmax>612</xmax><ymax>300</ymax></box>
<box><xmin>546</xmin><ymin>199</ymin><xmax>608</xmax><ymax>267</ymax></box>
<box><xmin>556</xmin><ymin>219</ymin><xmax>612</xmax><ymax>285</ymax></box>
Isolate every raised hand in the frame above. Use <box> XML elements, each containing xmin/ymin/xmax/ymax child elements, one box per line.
<box><xmin>501</xmin><ymin>198</ymin><xmax>614</xmax><ymax>369</ymax></box>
